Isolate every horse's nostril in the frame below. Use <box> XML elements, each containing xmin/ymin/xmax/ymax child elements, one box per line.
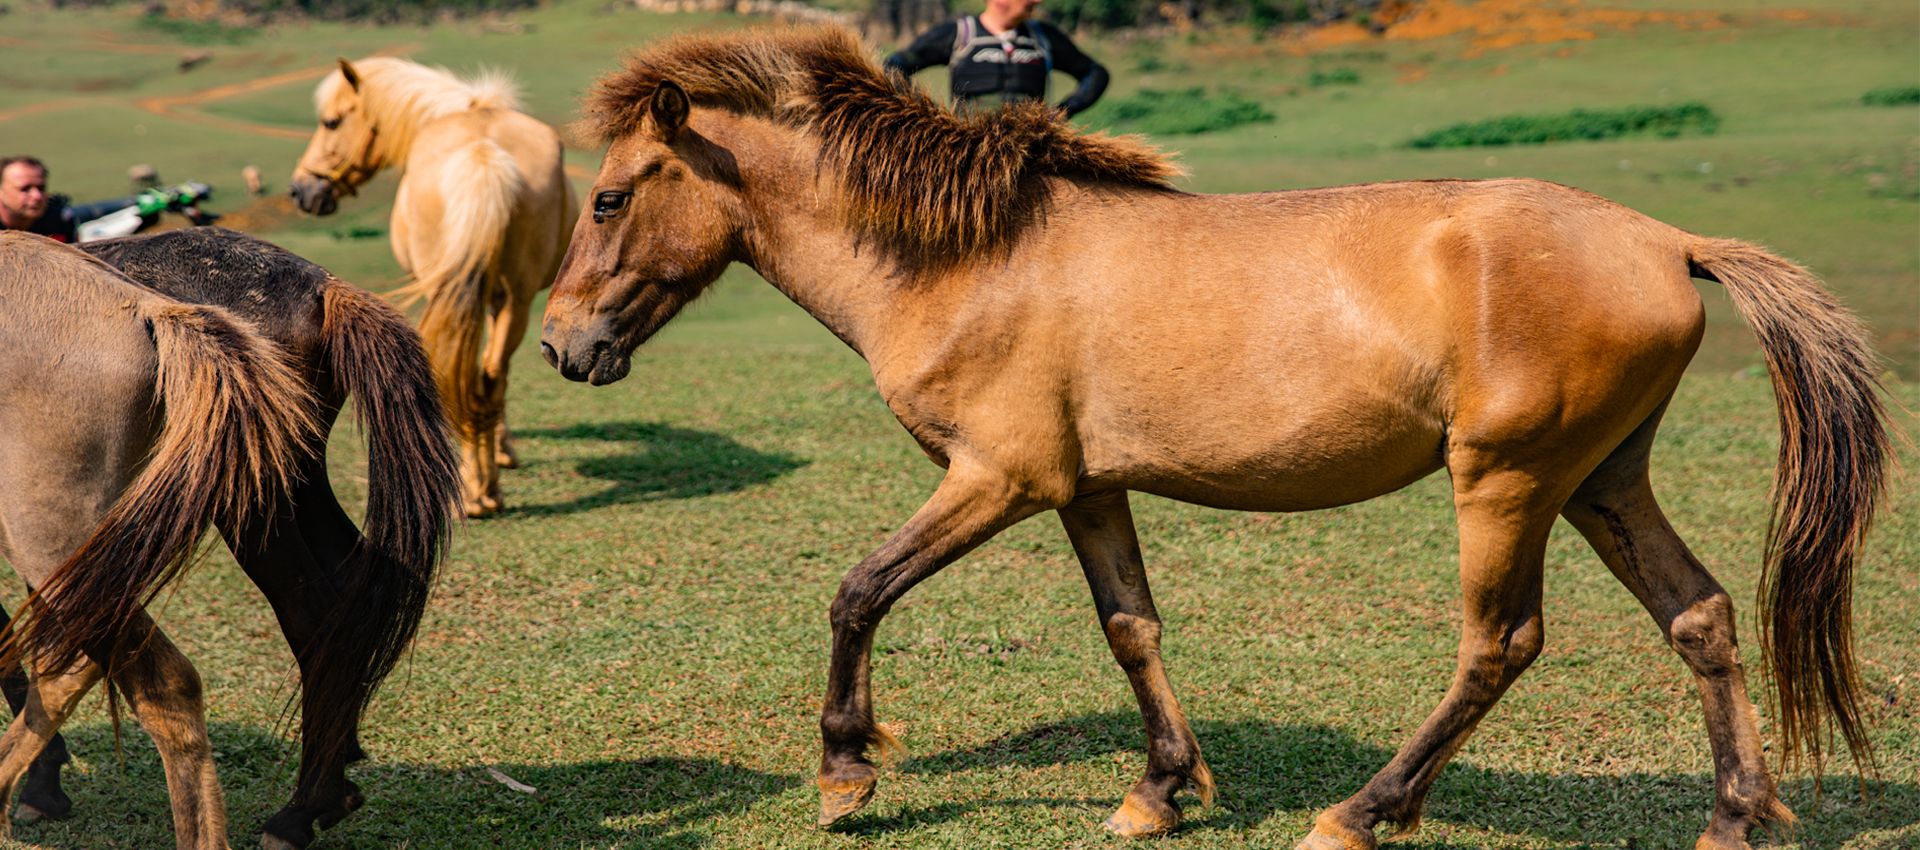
<box><xmin>539</xmin><ymin>341</ymin><xmax>559</xmax><ymax>368</ymax></box>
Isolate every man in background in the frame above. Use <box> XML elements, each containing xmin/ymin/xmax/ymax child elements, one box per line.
<box><xmin>0</xmin><ymin>156</ymin><xmax>212</xmax><ymax>243</ymax></box>
<box><xmin>884</xmin><ymin>0</ymin><xmax>1110</xmax><ymax>118</ymax></box>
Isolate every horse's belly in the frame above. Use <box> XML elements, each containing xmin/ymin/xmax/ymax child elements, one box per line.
<box><xmin>1080</xmin><ymin>395</ymin><xmax>1447</xmax><ymax>512</ymax></box>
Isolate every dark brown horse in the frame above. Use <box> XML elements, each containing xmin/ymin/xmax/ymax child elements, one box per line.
<box><xmin>540</xmin><ymin>29</ymin><xmax>1890</xmax><ymax>850</ymax></box>
<box><xmin>0</xmin><ymin>228</ymin><xmax>459</xmax><ymax>850</ymax></box>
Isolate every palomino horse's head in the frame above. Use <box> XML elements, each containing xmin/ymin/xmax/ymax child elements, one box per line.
<box><xmin>542</xmin><ymin>81</ymin><xmax>743</xmax><ymax>386</ymax></box>
<box><xmin>290</xmin><ymin>60</ymin><xmax>379</xmax><ymax>216</ymax></box>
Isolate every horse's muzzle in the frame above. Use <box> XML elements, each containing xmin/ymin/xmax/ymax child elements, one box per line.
<box><xmin>288</xmin><ymin>174</ymin><xmax>339</xmax><ymax>216</ymax></box>
<box><xmin>541</xmin><ymin>331</ymin><xmax>631</xmax><ymax>387</ymax></box>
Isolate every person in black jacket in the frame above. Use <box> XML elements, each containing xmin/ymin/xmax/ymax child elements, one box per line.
<box><xmin>883</xmin><ymin>0</ymin><xmax>1109</xmax><ymax>117</ymax></box>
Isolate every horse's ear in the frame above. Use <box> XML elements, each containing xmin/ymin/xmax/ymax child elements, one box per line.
<box><xmin>337</xmin><ymin>58</ymin><xmax>361</xmax><ymax>93</ymax></box>
<box><xmin>649</xmin><ymin>80</ymin><xmax>690</xmax><ymax>142</ymax></box>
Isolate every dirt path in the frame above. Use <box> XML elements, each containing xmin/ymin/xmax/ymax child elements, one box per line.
<box><xmin>131</xmin><ymin>42</ymin><xmax>421</xmax><ymax>140</ymax></box>
<box><xmin>0</xmin><ymin>42</ymin><xmax>419</xmax><ymax>136</ymax></box>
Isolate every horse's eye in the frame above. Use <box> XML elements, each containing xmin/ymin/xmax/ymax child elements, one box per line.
<box><xmin>322</xmin><ymin>117</ymin><xmax>342</xmax><ymax>131</ymax></box>
<box><xmin>593</xmin><ymin>191</ymin><xmax>630</xmax><ymax>223</ymax></box>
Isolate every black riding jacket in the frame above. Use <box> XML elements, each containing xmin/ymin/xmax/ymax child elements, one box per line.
<box><xmin>883</xmin><ymin>17</ymin><xmax>1109</xmax><ymax>117</ymax></box>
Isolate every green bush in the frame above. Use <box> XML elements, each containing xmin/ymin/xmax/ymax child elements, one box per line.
<box><xmin>1098</xmin><ymin>87</ymin><xmax>1275</xmax><ymax>136</ymax></box>
<box><xmin>1406</xmin><ymin>102</ymin><xmax>1719</xmax><ymax>149</ymax></box>
<box><xmin>1308</xmin><ymin>67</ymin><xmax>1361</xmax><ymax>87</ymax></box>
<box><xmin>136</xmin><ymin>14</ymin><xmax>259</xmax><ymax>44</ymax></box>
<box><xmin>1861</xmin><ymin>85</ymin><xmax>1920</xmax><ymax>106</ymax></box>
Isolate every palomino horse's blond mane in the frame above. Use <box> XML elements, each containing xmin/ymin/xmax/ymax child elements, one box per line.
<box><xmin>582</xmin><ymin>27</ymin><xmax>1182</xmax><ymax>271</ymax></box>
<box><xmin>316</xmin><ymin>58</ymin><xmax>523</xmax><ymax>170</ymax></box>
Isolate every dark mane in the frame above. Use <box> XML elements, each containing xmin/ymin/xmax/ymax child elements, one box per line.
<box><xmin>582</xmin><ymin>26</ymin><xmax>1182</xmax><ymax>269</ymax></box>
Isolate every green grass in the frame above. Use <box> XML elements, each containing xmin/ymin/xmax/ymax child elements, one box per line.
<box><xmin>0</xmin><ymin>0</ymin><xmax>1916</xmax><ymax>847</ymax></box>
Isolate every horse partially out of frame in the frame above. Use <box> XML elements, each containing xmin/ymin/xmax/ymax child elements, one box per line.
<box><xmin>540</xmin><ymin>29</ymin><xmax>1890</xmax><ymax>850</ymax></box>
<box><xmin>0</xmin><ymin>229</ymin><xmax>459</xmax><ymax>850</ymax></box>
<box><xmin>291</xmin><ymin>56</ymin><xmax>576</xmax><ymax>517</ymax></box>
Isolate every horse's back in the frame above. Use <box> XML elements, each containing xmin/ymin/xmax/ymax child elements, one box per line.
<box><xmin>83</xmin><ymin>228</ymin><xmax>332</xmax><ymax>366</ymax></box>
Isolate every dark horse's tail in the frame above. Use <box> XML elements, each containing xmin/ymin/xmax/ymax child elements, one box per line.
<box><xmin>295</xmin><ymin>281</ymin><xmax>460</xmax><ymax>792</ymax></box>
<box><xmin>1687</xmin><ymin>237</ymin><xmax>1891</xmax><ymax>775</ymax></box>
<box><xmin>10</xmin><ymin>302</ymin><xmax>318</xmax><ymax>674</ymax></box>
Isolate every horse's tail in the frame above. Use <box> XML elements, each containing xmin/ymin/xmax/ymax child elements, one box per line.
<box><xmin>291</xmin><ymin>281</ymin><xmax>460</xmax><ymax>792</ymax></box>
<box><xmin>12</xmin><ymin>302</ymin><xmax>318</xmax><ymax>673</ymax></box>
<box><xmin>1686</xmin><ymin>237</ymin><xmax>1891</xmax><ymax>775</ymax></box>
<box><xmin>388</xmin><ymin>139</ymin><xmax>523</xmax><ymax>440</ymax></box>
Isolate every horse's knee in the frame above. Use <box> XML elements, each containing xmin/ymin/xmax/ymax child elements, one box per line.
<box><xmin>1506</xmin><ymin>614</ymin><xmax>1544</xmax><ymax>673</ymax></box>
<box><xmin>1668</xmin><ymin>593</ymin><xmax>1739</xmax><ymax>677</ymax></box>
<box><xmin>1102</xmin><ymin>612</ymin><xmax>1163</xmax><ymax>674</ymax></box>
<box><xmin>828</xmin><ymin>580</ymin><xmax>884</xmax><ymax>634</ymax></box>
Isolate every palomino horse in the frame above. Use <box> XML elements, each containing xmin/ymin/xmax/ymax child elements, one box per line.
<box><xmin>290</xmin><ymin>57</ymin><xmax>576</xmax><ymax>517</ymax></box>
<box><xmin>0</xmin><ymin>229</ymin><xmax>459</xmax><ymax>850</ymax></box>
<box><xmin>541</xmin><ymin>29</ymin><xmax>1890</xmax><ymax>849</ymax></box>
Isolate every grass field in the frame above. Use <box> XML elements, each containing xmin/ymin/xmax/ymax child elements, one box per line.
<box><xmin>0</xmin><ymin>1</ymin><xmax>1916</xmax><ymax>848</ymax></box>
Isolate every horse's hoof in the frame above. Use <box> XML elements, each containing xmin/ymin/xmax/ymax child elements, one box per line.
<box><xmin>816</xmin><ymin>768</ymin><xmax>876</xmax><ymax>827</ymax></box>
<box><xmin>261</xmin><ymin>833</ymin><xmax>305</xmax><ymax>850</ymax></box>
<box><xmin>1694</xmin><ymin>825</ymin><xmax>1754</xmax><ymax>850</ymax></box>
<box><xmin>12</xmin><ymin>804</ymin><xmax>45</xmax><ymax>826</ymax></box>
<box><xmin>463</xmin><ymin>500</ymin><xmax>496</xmax><ymax>519</ymax></box>
<box><xmin>1295</xmin><ymin>823</ymin><xmax>1376</xmax><ymax>850</ymax></box>
<box><xmin>495</xmin><ymin>451</ymin><xmax>518</xmax><ymax>469</ymax></box>
<box><xmin>1103</xmin><ymin>793</ymin><xmax>1180</xmax><ymax>838</ymax></box>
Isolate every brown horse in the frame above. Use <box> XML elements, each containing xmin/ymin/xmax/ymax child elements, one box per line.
<box><xmin>541</xmin><ymin>29</ymin><xmax>1890</xmax><ymax>850</ymax></box>
<box><xmin>290</xmin><ymin>57</ymin><xmax>577</xmax><ymax>517</ymax></box>
<box><xmin>0</xmin><ymin>229</ymin><xmax>459</xmax><ymax>850</ymax></box>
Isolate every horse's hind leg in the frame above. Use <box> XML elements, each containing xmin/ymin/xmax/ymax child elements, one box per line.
<box><xmin>1560</xmin><ymin>405</ymin><xmax>1787</xmax><ymax>850</ymax></box>
<box><xmin>0</xmin><ymin>659</ymin><xmax>100</xmax><ymax>836</ymax></box>
<box><xmin>0</xmin><ymin>606</ymin><xmax>75</xmax><ymax>824</ymax></box>
<box><xmin>479</xmin><ymin>283</ymin><xmax>530</xmax><ymax>492</ymax></box>
<box><xmin>102</xmin><ymin>614</ymin><xmax>229</xmax><ymax>850</ymax></box>
<box><xmin>227</xmin><ymin>455</ymin><xmax>368</xmax><ymax>850</ymax></box>
<box><xmin>1059</xmin><ymin>489</ymin><xmax>1211</xmax><ymax>837</ymax></box>
<box><xmin>1299</xmin><ymin>458</ymin><xmax>1558</xmax><ymax>850</ymax></box>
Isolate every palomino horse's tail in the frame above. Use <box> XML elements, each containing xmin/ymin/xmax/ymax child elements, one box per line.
<box><xmin>1687</xmin><ymin>237</ymin><xmax>1891</xmax><ymax>775</ymax></box>
<box><xmin>389</xmin><ymin>139</ymin><xmax>524</xmax><ymax>440</ymax></box>
<box><xmin>12</xmin><ymin>302</ymin><xmax>318</xmax><ymax>675</ymax></box>
<box><xmin>290</xmin><ymin>281</ymin><xmax>460</xmax><ymax>795</ymax></box>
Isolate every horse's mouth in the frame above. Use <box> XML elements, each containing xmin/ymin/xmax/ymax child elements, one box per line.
<box><xmin>542</xmin><ymin>338</ymin><xmax>631</xmax><ymax>386</ymax></box>
<box><xmin>288</xmin><ymin>175</ymin><xmax>340</xmax><ymax>216</ymax></box>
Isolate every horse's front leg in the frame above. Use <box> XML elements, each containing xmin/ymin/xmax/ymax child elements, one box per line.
<box><xmin>817</xmin><ymin>462</ymin><xmax>1053</xmax><ymax>826</ymax></box>
<box><xmin>1059</xmin><ymin>489</ymin><xmax>1212</xmax><ymax>837</ymax></box>
<box><xmin>0</xmin><ymin>606</ymin><xmax>75</xmax><ymax>825</ymax></box>
<box><xmin>0</xmin><ymin>657</ymin><xmax>99</xmax><ymax>837</ymax></box>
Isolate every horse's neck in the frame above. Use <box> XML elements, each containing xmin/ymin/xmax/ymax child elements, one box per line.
<box><xmin>366</xmin><ymin>82</ymin><xmax>464</xmax><ymax>169</ymax></box>
<box><xmin>723</xmin><ymin>119</ymin><xmax>935</xmax><ymax>360</ymax></box>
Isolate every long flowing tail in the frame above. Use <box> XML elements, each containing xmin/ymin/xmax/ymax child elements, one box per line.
<box><xmin>1687</xmin><ymin>237</ymin><xmax>1891</xmax><ymax>775</ymax></box>
<box><xmin>291</xmin><ymin>281</ymin><xmax>460</xmax><ymax>795</ymax></box>
<box><xmin>389</xmin><ymin>139</ymin><xmax>523</xmax><ymax>440</ymax></box>
<box><xmin>13</xmin><ymin>303</ymin><xmax>319</xmax><ymax>674</ymax></box>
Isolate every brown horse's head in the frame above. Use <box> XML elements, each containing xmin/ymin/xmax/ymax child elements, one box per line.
<box><xmin>542</xmin><ymin>81</ymin><xmax>742</xmax><ymax>386</ymax></box>
<box><xmin>290</xmin><ymin>60</ymin><xmax>379</xmax><ymax>216</ymax></box>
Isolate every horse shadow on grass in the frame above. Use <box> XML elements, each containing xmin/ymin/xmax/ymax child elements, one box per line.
<box><xmin>502</xmin><ymin>420</ymin><xmax>806</xmax><ymax>518</ymax></box>
<box><xmin>846</xmin><ymin>711</ymin><xmax>1919</xmax><ymax>847</ymax></box>
<box><xmin>25</xmin><ymin>716</ymin><xmax>1915</xmax><ymax>848</ymax></box>
<box><xmin>20</xmin><ymin>722</ymin><xmax>799</xmax><ymax>850</ymax></box>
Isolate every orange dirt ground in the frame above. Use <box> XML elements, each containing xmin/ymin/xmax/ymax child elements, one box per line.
<box><xmin>1292</xmin><ymin>0</ymin><xmax>1835</xmax><ymax>57</ymax></box>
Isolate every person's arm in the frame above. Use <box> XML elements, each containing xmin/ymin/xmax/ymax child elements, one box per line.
<box><xmin>883</xmin><ymin>20</ymin><xmax>961</xmax><ymax>79</ymax></box>
<box><xmin>1038</xmin><ymin>23</ymin><xmax>1109</xmax><ymax>117</ymax></box>
<box><xmin>62</xmin><ymin>194</ymin><xmax>141</xmax><ymax>223</ymax></box>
